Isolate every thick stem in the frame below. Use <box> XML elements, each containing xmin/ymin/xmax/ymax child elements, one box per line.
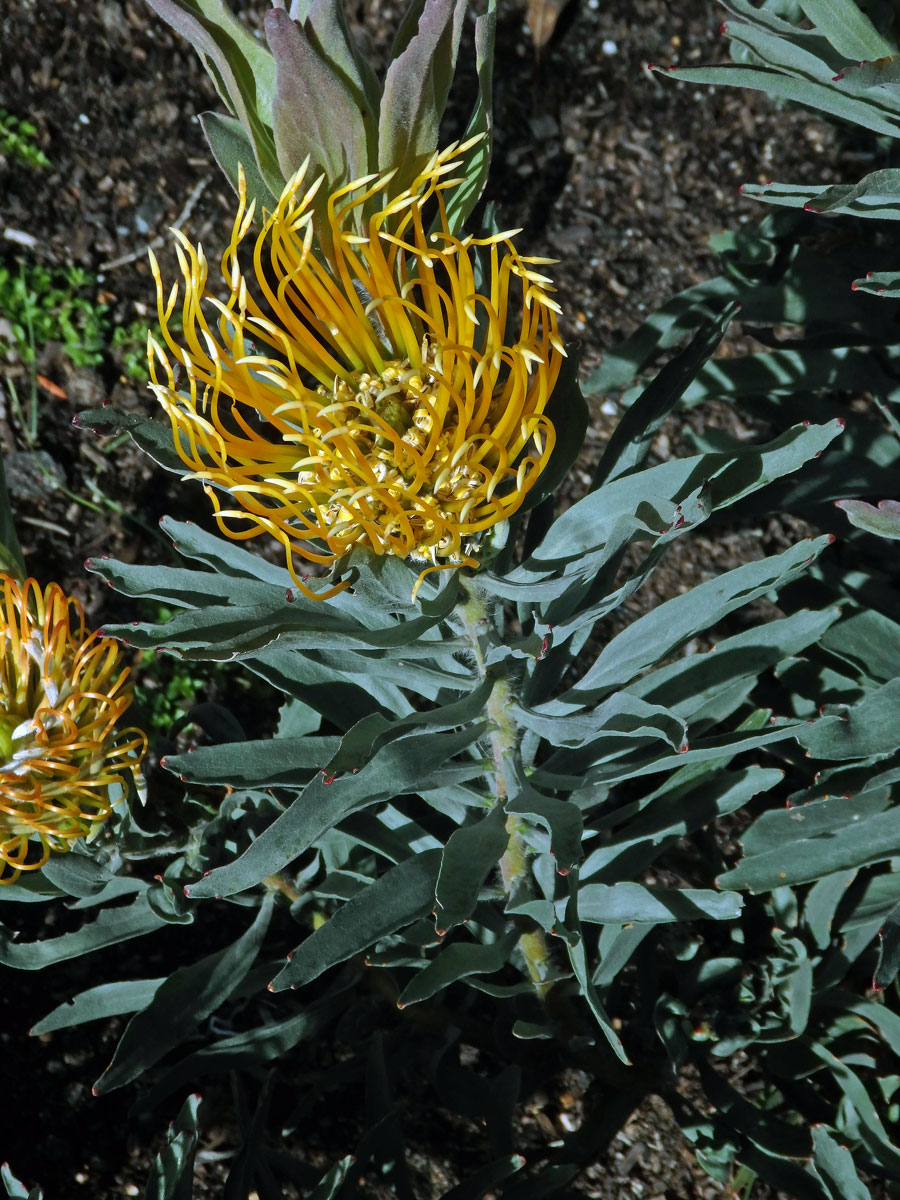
<box><xmin>460</xmin><ymin>577</ymin><xmax>552</xmax><ymax>999</ymax></box>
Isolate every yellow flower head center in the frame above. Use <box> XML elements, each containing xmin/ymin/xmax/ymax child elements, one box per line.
<box><xmin>311</xmin><ymin>336</ymin><xmax>491</xmax><ymax>552</ymax></box>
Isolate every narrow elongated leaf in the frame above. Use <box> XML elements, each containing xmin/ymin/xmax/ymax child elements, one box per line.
<box><xmin>719</xmin><ymin>798</ymin><xmax>900</xmax><ymax>891</ymax></box>
<box><xmin>223</xmin><ymin>1077</ymin><xmax>281</xmax><ymax>1200</ymax></box>
<box><xmin>271</xmin><ymin>849</ymin><xmax>441</xmax><ymax>990</ymax></box>
<box><xmin>559</xmin><ymin>873</ymin><xmax>629</xmax><ymax>1063</ymax></box>
<box><xmin>746</xmin><ymin>788</ymin><xmax>891</xmax><ymax>855</ymax></box>
<box><xmin>629</xmin><ymin>605</ymin><xmax>841</xmax><ymax>721</ymax></box>
<box><xmin>41</xmin><ymin>853</ymin><xmax>113</xmax><ymax>899</ymax></box>
<box><xmin>500</xmin><ymin>421</ymin><xmax>841</xmax><ymax>590</ymax></box>
<box><xmin>836</xmin><ymin>498</ymin><xmax>900</xmax><ymax>538</ymax></box>
<box><xmin>808</xmin><ymin>1043</ymin><xmax>900</xmax><ymax>1173</ymax></box>
<box><xmin>805</xmin><ymin>869</ymin><xmax>857</xmax><ymax>950</ymax></box>
<box><xmin>593</xmin><ymin>924</ymin><xmax>651</xmax><ymax>986</ymax></box>
<box><xmin>158</xmin><ymin>517</ymin><xmax>294</xmax><ymax>586</ymax></box>
<box><xmin>724</xmin><ymin>13</ymin><xmax>844</xmax><ymax>80</ymax></box>
<box><xmin>567</xmin><ymin>536</ymin><xmax>832</xmax><ymax>702</ymax></box>
<box><xmin>30</xmin><ymin>979</ymin><xmax>165</xmax><ymax>1036</ymax></box>
<box><xmin>581</xmin><ymin>764</ymin><xmax>782</xmax><ymax>880</ymax></box>
<box><xmin>75</xmin><ymin>407</ymin><xmax>190</xmax><ymax>476</ymax></box>
<box><xmin>307</xmin><ymin>1157</ymin><xmax>354</xmax><ymax>1200</ymax></box>
<box><xmin>545</xmin><ymin>719</ymin><xmax>803</xmax><ymax>787</ymax></box>
<box><xmin>698</xmin><ymin>1061</ymin><xmax>811</xmax><ymax>1159</ymax></box>
<box><xmin>145</xmin><ymin>0</ymin><xmax>281</xmax><ymax>187</ymax></box>
<box><xmin>851</xmin><ymin>268</ymin><xmax>900</xmax><ymax>297</ymax></box>
<box><xmin>397</xmin><ymin>929</ymin><xmax>519</xmax><ymax>1006</ymax></box>
<box><xmin>434</xmin><ymin>804</ymin><xmax>509</xmax><ymax>933</ymax></box>
<box><xmin>139</xmin><ymin>996</ymin><xmax>340</xmax><ymax>1111</ymax></box>
<box><xmin>679</xmin><ymin>344</ymin><xmax>900</xmax><ymax>406</ymax></box>
<box><xmin>579</xmin><ymin>883</ymin><xmax>743</xmax><ymax>924</ymax></box>
<box><xmin>0</xmin><ymin>895</ymin><xmax>167</xmax><ymax>969</ymax></box>
<box><xmin>165</xmin><ymin>735</ymin><xmax>341</xmax><ymax>788</ymax></box>
<box><xmin>441</xmin><ymin>1155</ymin><xmax>525</xmax><ymax>1200</ymax></box>
<box><xmin>798</xmin><ymin>0</ymin><xmax>897</xmax><ymax>59</ymax></box>
<box><xmin>248</xmin><ymin>641</ymin><xmax>412</xmax><ymax>722</ymax></box>
<box><xmin>515</xmin><ymin>692</ymin><xmax>686</xmax><ymax>753</ymax></box>
<box><xmin>518</xmin><ymin>345</ymin><xmax>588</xmax><ymax>516</ymax></box>
<box><xmin>748</xmin><ymin>169</ymin><xmax>900</xmax><ymax>219</ymax></box>
<box><xmin>659</xmin><ymin>64</ymin><xmax>900</xmax><ymax>137</ymax></box>
<box><xmin>301</xmin><ymin>0</ymin><xmax>380</xmax><ymax>130</ymax></box>
<box><xmin>0</xmin><ymin>1164</ymin><xmax>41</xmax><ymax>1200</ymax></box>
<box><xmin>94</xmin><ymin>896</ymin><xmax>273</xmax><ymax>1093</ymax></box>
<box><xmin>505</xmin><ymin>765</ymin><xmax>584</xmax><ymax>871</ymax></box>
<box><xmin>187</xmin><ymin>692</ymin><xmax>488</xmax><ymax>899</ymax></box>
<box><xmin>821</xmin><ymin>608</ymin><xmax>900</xmax><ymax>684</ymax></box>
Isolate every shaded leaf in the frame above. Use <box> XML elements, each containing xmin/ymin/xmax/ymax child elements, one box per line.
<box><xmin>441</xmin><ymin>1154</ymin><xmax>525</xmax><ymax>1200</ymax></box>
<box><xmin>396</xmin><ymin>929</ymin><xmax>519</xmax><ymax>1006</ymax></box>
<box><xmin>31</xmin><ymin>979</ymin><xmax>165</xmax><ymax>1036</ymax></box>
<box><xmin>434</xmin><ymin>803</ymin><xmax>509</xmax><ymax>933</ymax></box>
<box><xmin>187</xmin><ymin>698</ymin><xmax>488</xmax><ymax>899</ymax></box>
<box><xmin>592</xmin><ymin>303</ymin><xmax>739</xmax><ymax>489</ymax></box>
<box><xmin>874</xmin><ymin>900</ymin><xmax>900</xmax><ymax>990</ymax></box>
<box><xmin>526</xmin><ymin>0</ymin><xmax>569</xmax><ymax>47</ymax></box>
<box><xmin>799</xmin><ymin>677</ymin><xmax>900</xmax><ymax>760</ymax></box>
<box><xmin>271</xmin><ymin>849</ymin><xmax>441</xmax><ymax>990</ymax></box>
<box><xmin>94</xmin><ymin>896</ymin><xmax>273</xmax><ymax>1093</ymax></box>
<box><xmin>142</xmin><ymin>1092</ymin><xmax>201</xmax><ymax>1200</ymax></box>
<box><xmin>719</xmin><ymin>792</ymin><xmax>900</xmax><ymax>891</ymax></box>
<box><xmin>811</xmin><ymin>1126</ymin><xmax>872</xmax><ymax>1200</ymax></box>
<box><xmin>0</xmin><ymin>894</ymin><xmax>167</xmax><ymax>969</ymax></box>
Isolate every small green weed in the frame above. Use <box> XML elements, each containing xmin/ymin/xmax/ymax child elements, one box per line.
<box><xmin>111</xmin><ymin>315</ymin><xmax>182</xmax><ymax>382</ymax></box>
<box><xmin>0</xmin><ymin>260</ymin><xmax>109</xmax><ymax>368</ymax></box>
<box><xmin>132</xmin><ymin>606</ymin><xmax>207</xmax><ymax>737</ymax></box>
<box><xmin>111</xmin><ymin>319</ymin><xmax>157</xmax><ymax>382</ymax></box>
<box><xmin>134</xmin><ymin>660</ymin><xmax>209</xmax><ymax>739</ymax></box>
<box><xmin>0</xmin><ymin>109</ymin><xmax>51</xmax><ymax>169</ymax></box>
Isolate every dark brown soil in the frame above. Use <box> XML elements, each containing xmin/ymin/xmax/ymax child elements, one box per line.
<box><xmin>0</xmin><ymin>1</ymin><xmax>872</xmax><ymax>1197</ymax></box>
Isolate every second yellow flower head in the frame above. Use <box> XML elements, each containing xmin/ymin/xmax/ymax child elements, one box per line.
<box><xmin>0</xmin><ymin>577</ymin><xmax>146</xmax><ymax>883</ymax></box>
<box><xmin>149</xmin><ymin>142</ymin><xmax>565</xmax><ymax>598</ymax></box>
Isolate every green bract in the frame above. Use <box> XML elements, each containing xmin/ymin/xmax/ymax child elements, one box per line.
<box><xmin>145</xmin><ymin>0</ymin><xmax>496</xmax><ymax>234</ymax></box>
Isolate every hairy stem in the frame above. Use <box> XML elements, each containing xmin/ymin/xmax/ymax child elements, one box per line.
<box><xmin>460</xmin><ymin>577</ymin><xmax>552</xmax><ymax>998</ymax></box>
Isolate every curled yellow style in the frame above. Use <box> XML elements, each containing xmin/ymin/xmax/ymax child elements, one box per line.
<box><xmin>148</xmin><ymin>140</ymin><xmax>565</xmax><ymax>599</ymax></box>
<box><xmin>0</xmin><ymin>577</ymin><xmax>147</xmax><ymax>883</ymax></box>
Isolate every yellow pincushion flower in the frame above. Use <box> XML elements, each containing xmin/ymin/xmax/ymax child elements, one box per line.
<box><xmin>148</xmin><ymin>141</ymin><xmax>565</xmax><ymax>599</ymax></box>
<box><xmin>0</xmin><ymin>577</ymin><xmax>147</xmax><ymax>884</ymax></box>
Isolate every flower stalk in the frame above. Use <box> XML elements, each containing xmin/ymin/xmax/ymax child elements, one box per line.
<box><xmin>460</xmin><ymin>577</ymin><xmax>552</xmax><ymax>998</ymax></box>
